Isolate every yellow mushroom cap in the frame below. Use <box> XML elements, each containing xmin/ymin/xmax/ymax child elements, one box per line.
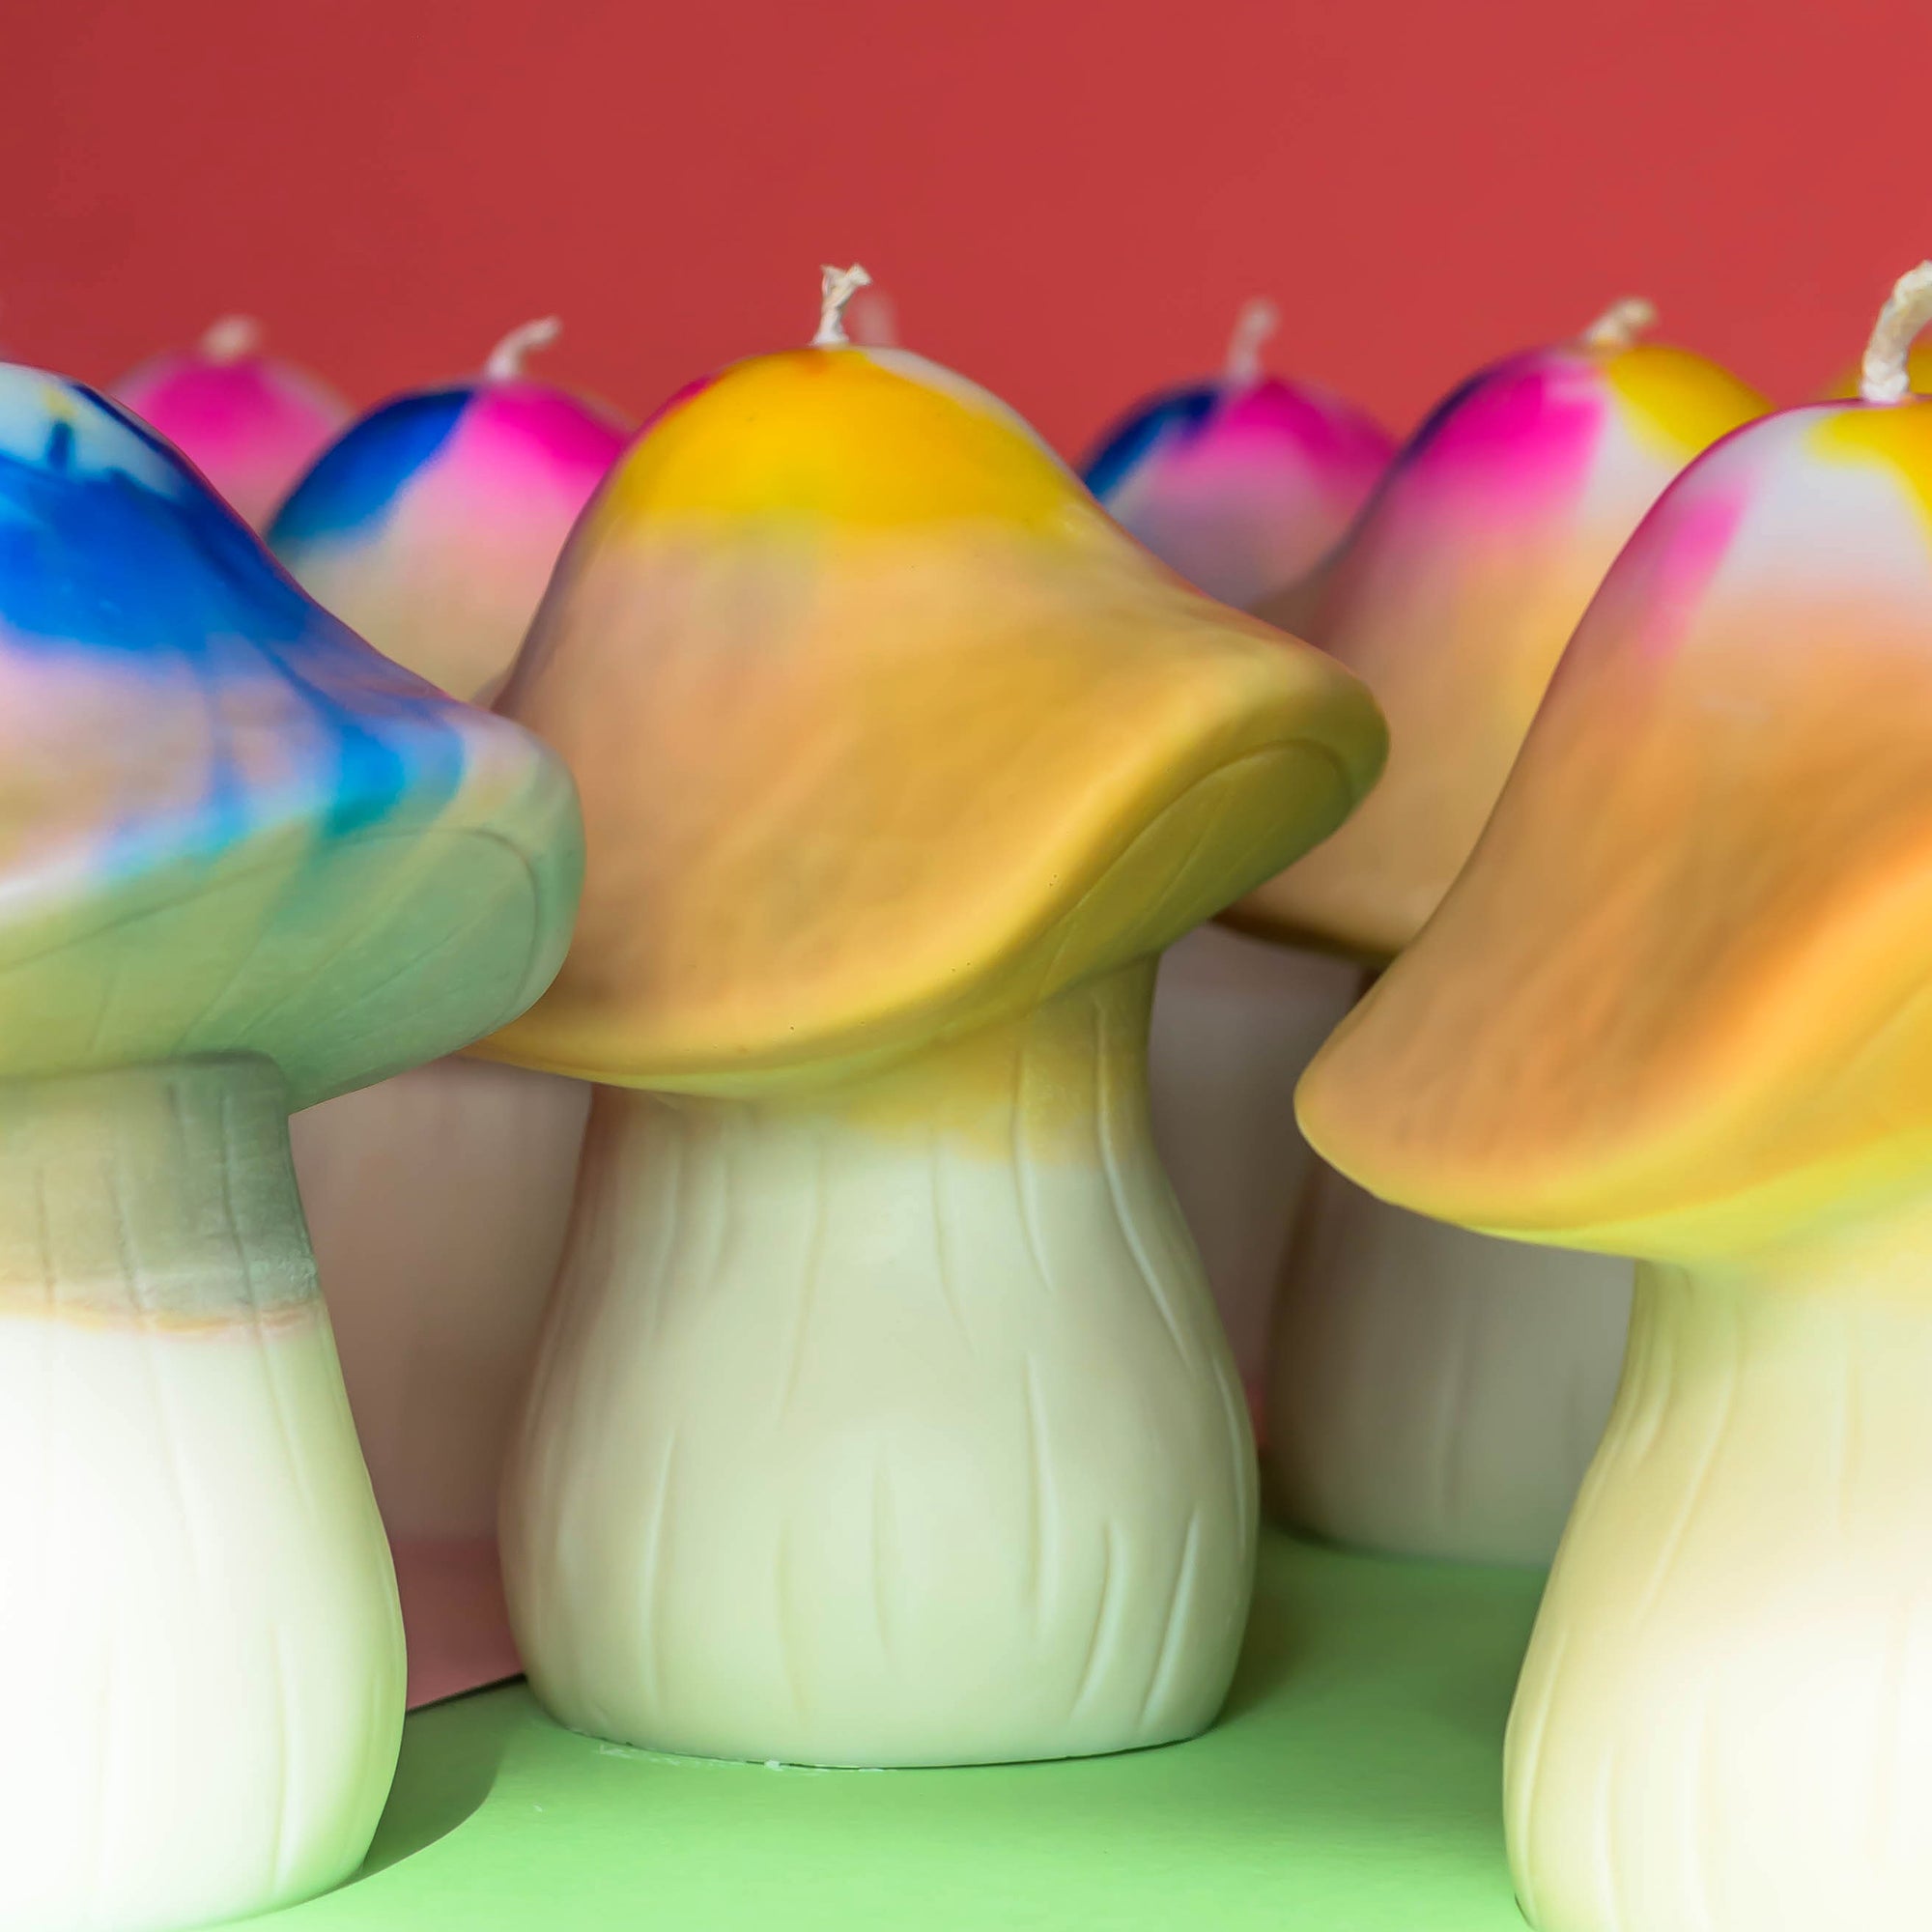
<box><xmin>1240</xmin><ymin>334</ymin><xmax>1768</xmax><ymax>962</ymax></box>
<box><xmin>481</xmin><ymin>344</ymin><xmax>1386</xmax><ymax>1094</ymax></box>
<box><xmin>1298</xmin><ymin>397</ymin><xmax>1932</xmax><ymax>1263</ymax></box>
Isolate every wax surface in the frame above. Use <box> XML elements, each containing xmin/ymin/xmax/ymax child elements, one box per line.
<box><xmin>271</xmin><ymin>378</ymin><xmax>631</xmax><ymax>700</ymax></box>
<box><xmin>111</xmin><ymin>338</ymin><xmax>349</xmax><ymax>530</ymax></box>
<box><xmin>1083</xmin><ymin>374</ymin><xmax>1393</xmax><ymax>608</ymax></box>
<box><xmin>484</xmin><ymin>343</ymin><xmax>1386</xmax><ymax>1091</ymax></box>
<box><xmin>1299</xmin><ymin>397</ymin><xmax>1932</xmax><ymax>1254</ymax></box>
<box><xmin>0</xmin><ymin>366</ymin><xmax>582</xmax><ymax>1104</ymax></box>
<box><xmin>1241</xmin><ymin>339</ymin><xmax>1768</xmax><ymax>960</ymax></box>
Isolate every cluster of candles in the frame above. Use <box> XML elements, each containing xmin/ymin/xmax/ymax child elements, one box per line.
<box><xmin>7</xmin><ymin>254</ymin><xmax>1932</xmax><ymax>1932</ymax></box>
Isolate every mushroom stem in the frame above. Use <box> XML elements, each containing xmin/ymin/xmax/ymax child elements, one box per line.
<box><xmin>291</xmin><ymin>1057</ymin><xmax>589</xmax><ymax>1540</ymax></box>
<box><xmin>812</xmin><ymin>264</ymin><xmax>873</xmax><ymax>349</ymax></box>
<box><xmin>0</xmin><ymin>1057</ymin><xmax>403</xmax><ymax>1932</ymax></box>
<box><xmin>1223</xmin><ymin>298</ymin><xmax>1279</xmax><ymax>389</ymax></box>
<box><xmin>200</xmin><ymin>314</ymin><xmax>264</xmax><ymax>363</ymax></box>
<box><xmin>1265</xmin><ymin>1161</ymin><xmax>1631</xmax><ymax>1563</ymax></box>
<box><xmin>1579</xmin><ymin>298</ymin><xmax>1658</xmax><ymax>352</ymax></box>
<box><xmin>485</xmin><ymin>316</ymin><xmax>562</xmax><ymax>383</ymax></box>
<box><xmin>500</xmin><ymin>961</ymin><xmax>1257</xmax><ymax>1766</ymax></box>
<box><xmin>1505</xmin><ymin>1224</ymin><xmax>1932</xmax><ymax>1930</ymax></box>
<box><xmin>1860</xmin><ymin>260</ymin><xmax>1932</xmax><ymax>405</ymax></box>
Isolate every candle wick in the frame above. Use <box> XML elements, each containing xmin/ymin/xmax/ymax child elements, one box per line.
<box><xmin>1224</xmin><ymin>298</ymin><xmax>1278</xmax><ymax>389</ymax></box>
<box><xmin>1579</xmin><ymin>298</ymin><xmax>1658</xmax><ymax>352</ymax></box>
<box><xmin>200</xmin><ymin>315</ymin><xmax>263</xmax><ymax>363</ymax></box>
<box><xmin>813</xmin><ymin>265</ymin><xmax>873</xmax><ymax>348</ymax></box>
<box><xmin>486</xmin><ymin>316</ymin><xmax>562</xmax><ymax>382</ymax></box>
<box><xmin>1860</xmin><ymin>262</ymin><xmax>1932</xmax><ymax>406</ymax></box>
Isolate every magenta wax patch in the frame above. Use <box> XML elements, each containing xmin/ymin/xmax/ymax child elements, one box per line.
<box><xmin>111</xmin><ymin>318</ymin><xmax>350</xmax><ymax>531</ymax></box>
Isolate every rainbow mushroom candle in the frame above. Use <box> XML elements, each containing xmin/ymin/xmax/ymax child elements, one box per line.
<box><xmin>1081</xmin><ymin>305</ymin><xmax>1396</xmax><ymax>1390</ymax></box>
<box><xmin>1296</xmin><ymin>261</ymin><xmax>1932</xmax><ymax>1932</ymax></box>
<box><xmin>1246</xmin><ymin>300</ymin><xmax>1768</xmax><ymax>1564</ymax></box>
<box><xmin>269</xmin><ymin>320</ymin><xmax>630</xmax><ymax>1550</ymax></box>
<box><xmin>475</xmin><ymin>266</ymin><xmax>1386</xmax><ymax>1767</ymax></box>
<box><xmin>110</xmin><ymin>315</ymin><xmax>350</xmax><ymax>530</ymax></box>
<box><xmin>0</xmin><ymin>369</ymin><xmax>580</xmax><ymax>1931</ymax></box>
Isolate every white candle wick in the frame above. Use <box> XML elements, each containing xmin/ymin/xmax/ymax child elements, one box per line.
<box><xmin>1860</xmin><ymin>262</ymin><xmax>1932</xmax><ymax>406</ymax></box>
<box><xmin>486</xmin><ymin>316</ymin><xmax>562</xmax><ymax>382</ymax></box>
<box><xmin>813</xmin><ymin>265</ymin><xmax>873</xmax><ymax>348</ymax></box>
<box><xmin>1224</xmin><ymin>298</ymin><xmax>1279</xmax><ymax>389</ymax></box>
<box><xmin>200</xmin><ymin>315</ymin><xmax>264</xmax><ymax>363</ymax></box>
<box><xmin>1580</xmin><ymin>298</ymin><xmax>1658</xmax><ymax>352</ymax></box>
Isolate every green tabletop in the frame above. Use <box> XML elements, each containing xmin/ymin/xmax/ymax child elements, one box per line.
<box><xmin>267</xmin><ymin>1530</ymin><xmax>1543</xmax><ymax>1930</ymax></box>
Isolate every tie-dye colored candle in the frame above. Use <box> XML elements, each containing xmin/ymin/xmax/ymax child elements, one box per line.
<box><xmin>1298</xmin><ymin>260</ymin><xmax>1932</xmax><ymax>1932</ymax></box>
<box><xmin>0</xmin><ymin>369</ymin><xmax>580</xmax><ymax>1932</ymax></box>
<box><xmin>110</xmin><ymin>315</ymin><xmax>350</xmax><ymax>530</ymax></box>
<box><xmin>271</xmin><ymin>322</ymin><xmax>629</xmax><ymax>1570</ymax></box>
<box><xmin>474</xmin><ymin>266</ymin><xmax>1385</xmax><ymax>1769</ymax></box>
<box><xmin>1083</xmin><ymin>304</ymin><xmax>1397</xmax><ymax>1398</ymax></box>
<box><xmin>1246</xmin><ymin>299</ymin><xmax>1769</xmax><ymax>1566</ymax></box>
<box><xmin>1081</xmin><ymin>298</ymin><xmax>1394</xmax><ymax>611</ymax></box>
<box><xmin>270</xmin><ymin>318</ymin><xmax>632</xmax><ymax>701</ymax></box>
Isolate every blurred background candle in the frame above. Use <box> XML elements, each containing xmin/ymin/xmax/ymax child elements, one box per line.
<box><xmin>1078</xmin><ymin>306</ymin><xmax>1396</xmax><ymax>1406</ymax></box>
<box><xmin>271</xmin><ymin>319</ymin><xmax>632</xmax><ymax>1702</ymax></box>
<box><xmin>1081</xmin><ymin>298</ymin><xmax>1394</xmax><ymax>611</ymax></box>
<box><xmin>110</xmin><ymin>315</ymin><xmax>350</xmax><ymax>529</ymax></box>
<box><xmin>1248</xmin><ymin>299</ymin><xmax>1769</xmax><ymax>1564</ymax></box>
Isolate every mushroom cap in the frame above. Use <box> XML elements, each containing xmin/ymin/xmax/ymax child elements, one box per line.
<box><xmin>1298</xmin><ymin>398</ymin><xmax>1932</xmax><ymax>1264</ymax></box>
<box><xmin>0</xmin><ymin>366</ymin><xmax>582</xmax><ymax>1110</ymax></box>
<box><xmin>1081</xmin><ymin>375</ymin><xmax>1394</xmax><ymax>609</ymax></box>
<box><xmin>111</xmin><ymin>335</ymin><xmax>350</xmax><ymax>532</ymax></box>
<box><xmin>480</xmin><ymin>345</ymin><xmax>1385</xmax><ymax>1094</ymax></box>
<box><xmin>269</xmin><ymin>378</ymin><xmax>632</xmax><ymax>701</ymax></box>
<box><xmin>1238</xmin><ymin>339</ymin><xmax>1769</xmax><ymax>961</ymax></box>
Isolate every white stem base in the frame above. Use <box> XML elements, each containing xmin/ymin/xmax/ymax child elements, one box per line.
<box><xmin>1508</xmin><ymin>1254</ymin><xmax>1932</xmax><ymax>1931</ymax></box>
<box><xmin>291</xmin><ymin>1058</ymin><xmax>590</xmax><ymax>1539</ymax></box>
<box><xmin>0</xmin><ymin>1060</ymin><xmax>403</xmax><ymax>1932</ymax></box>
<box><xmin>502</xmin><ymin>964</ymin><xmax>1257</xmax><ymax>1766</ymax></box>
<box><xmin>1147</xmin><ymin>925</ymin><xmax>1359</xmax><ymax>1393</ymax></box>
<box><xmin>1266</xmin><ymin>1162</ymin><xmax>1632</xmax><ymax>1564</ymax></box>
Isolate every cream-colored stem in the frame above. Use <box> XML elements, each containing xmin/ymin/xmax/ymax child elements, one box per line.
<box><xmin>1147</xmin><ymin>925</ymin><xmax>1359</xmax><ymax>1394</ymax></box>
<box><xmin>1265</xmin><ymin>1161</ymin><xmax>1632</xmax><ymax>1564</ymax></box>
<box><xmin>1861</xmin><ymin>260</ymin><xmax>1932</xmax><ymax>405</ymax></box>
<box><xmin>291</xmin><ymin>1058</ymin><xmax>590</xmax><ymax>1540</ymax></box>
<box><xmin>1507</xmin><ymin>1232</ymin><xmax>1932</xmax><ymax>1931</ymax></box>
<box><xmin>0</xmin><ymin>1058</ymin><xmax>403</xmax><ymax>1932</ymax></box>
<box><xmin>501</xmin><ymin>960</ymin><xmax>1257</xmax><ymax>1767</ymax></box>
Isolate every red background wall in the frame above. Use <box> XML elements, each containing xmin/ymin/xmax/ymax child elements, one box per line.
<box><xmin>7</xmin><ymin>0</ymin><xmax>1931</xmax><ymax>454</ymax></box>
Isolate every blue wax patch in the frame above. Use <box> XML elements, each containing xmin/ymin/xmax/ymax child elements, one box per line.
<box><xmin>1080</xmin><ymin>384</ymin><xmax>1218</xmax><ymax>503</ymax></box>
<box><xmin>0</xmin><ymin>371</ymin><xmax>470</xmax><ymax>860</ymax></box>
<box><xmin>267</xmin><ymin>386</ymin><xmax>472</xmax><ymax>550</ymax></box>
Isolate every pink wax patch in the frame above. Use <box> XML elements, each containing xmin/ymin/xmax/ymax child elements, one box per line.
<box><xmin>112</xmin><ymin>338</ymin><xmax>350</xmax><ymax>531</ymax></box>
<box><xmin>393</xmin><ymin>1537</ymin><xmax>525</xmax><ymax>1709</ymax></box>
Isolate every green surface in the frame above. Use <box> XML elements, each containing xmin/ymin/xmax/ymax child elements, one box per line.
<box><xmin>267</xmin><ymin>1530</ymin><xmax>1544</xmax><ymax>1930</ymax></box>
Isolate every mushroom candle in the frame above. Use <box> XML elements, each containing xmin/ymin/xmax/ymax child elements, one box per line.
<box><xmin>0</xmin><ymin>371</ymin><xmax>581</xmax><ymax>1931</ymax></box>
<box><xmin>1082</xmin><ymin>305</ymin><xmax>1395</xmax><ymax>1394</ymax></box>
<box><xmin>477</xmin><ymin>268</ymin><xmax>1386</xmax><ymax>1767</ymax></box>
<box><xmin>1250</xmin><ymin>302</ymin><xmax>1768</xmax><ymax>1564</ymax></box>
<box><xmin>1298</xmin><ymin>263</ymin><xmax>1932</xmax><ymax>1932</ymax></box>
<box><xmin>271</xmin><ymin>322</ymin><xmax>629</xmax><ymax>1550</ymax></box>
<box><xmin>111</xmin><ymin>315</ymin><xmax>350</xmax><ymax>530</ymax></box>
